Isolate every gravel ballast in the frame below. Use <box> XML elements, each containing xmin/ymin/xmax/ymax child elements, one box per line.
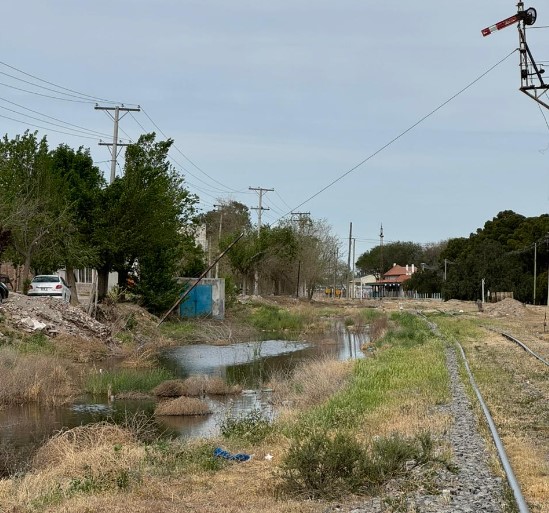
<box><xmin>327</xmin><ymin>344</ymin><xmax>509</xmax><ymax>513</ymax></box>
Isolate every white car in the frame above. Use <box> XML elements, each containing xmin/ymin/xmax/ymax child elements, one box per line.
<box><xmin>27</xmin><ymin>275</ymin><xmax>71</xmax><ymax>302</ymax></box>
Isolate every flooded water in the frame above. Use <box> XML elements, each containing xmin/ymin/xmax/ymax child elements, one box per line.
<box><xmin>0</xmin><ymin>327</ymin><xmax>367</xmax><ymax>475</ymax></box>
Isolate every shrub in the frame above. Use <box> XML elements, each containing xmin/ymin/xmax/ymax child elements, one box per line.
<box><xmin>278</xmin><ymin>430</ymin><xmax>435</xmax><ymax>500</ymax></box>
<box><xmin>219</xmin><ymin>408</ymin><xmax>272</xmax><ymax>445</ymax></box>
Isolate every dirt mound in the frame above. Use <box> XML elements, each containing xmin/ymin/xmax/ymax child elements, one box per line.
<box><xmin>0</xmin><ymin>292</ymin><xmax>111</xmax><ymax>341</ymax></box>
<box><xmin>483</xmin><ymin>297</ymin><xmax>526</xmax><ymax>317</ymax></box>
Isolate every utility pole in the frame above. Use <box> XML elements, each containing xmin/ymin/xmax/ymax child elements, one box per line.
<box><xmin>249</xmin><ymin>186</ymin><xmax>274</xmax><ymax>295</ymax></box>
<box><xmin>291</xmin><ymin>212</ymin><xmax>310</xmax><ymax>298</ymax></box>
<box><xmin>213</xmin><ymin>204</ymin><xmax>224</xmax><ymax>279</ymax></box>
<box><xmin>352</xmin><ymin>238</ymin><xmax>356</xmax><ymax>299</ymax></box>
<box><xmin>379</xmin><ymin>223</ymin><xmax>384</xmax><ymax>298</ymax></box>
<box><xmin>347</xmin><ymin>222</ymin><xmax>353</xmax><ymax>299</ymax></box>
<box><xmin>95</xmin><ymin>104</ymin><xmax>141</xmax><ymax>184</ymax></box>
<box><xmin>534</xmin><ymin>243</ymin><xmax>537</xmax><ymax>305</ymax></box>
<box><xmin>333</xmin><ymin>247</ymin><xmax>338</xmax><ymax>299</ymax></box>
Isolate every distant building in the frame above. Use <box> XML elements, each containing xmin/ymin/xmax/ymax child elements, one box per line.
<box><xmin>369</xmin><ymin>263</ymin><xmax>417</xmax><ymax>298</ymax></box>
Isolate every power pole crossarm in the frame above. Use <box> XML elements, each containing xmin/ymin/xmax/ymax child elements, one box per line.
<box><xmin>95</xmin><ymin>104</ymin><xmax>141</xmax><ymax>184</ymax></box>
<box><xmin>249</xmin><ymin>186</ymin><xmax>274</xmax><ymax>295</ymax></box>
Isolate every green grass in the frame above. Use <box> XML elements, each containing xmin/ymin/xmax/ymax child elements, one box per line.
<box><xmin>248</xmin><ymin>304</ymin><xmax>305</xmax><ymax>333</ymax></box>
<box><xmin>85</xmin><ymin>367</ymin><xmax>174</xmax><ymax>395</ymax></box>
<box><xmin>159</xmin><ymin>320</ymin><xmax>197</xmax><ymax>342</ymax></box>
<box><xmin>292</xmin><ymin>312</ymin><xmax>449</xmax><ymax>432</ymax></box>
<box><xmin>18</xmin><ymin>333</ymin><xmax>55</xmax><ymax>355</ymax></box>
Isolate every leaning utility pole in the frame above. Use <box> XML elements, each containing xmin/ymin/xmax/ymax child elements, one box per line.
<box><xmin>95</xmin><ymin>104</ymin><xmax>141</xmax><ymax>184</ymax></box>
<box><xmin>249</xmin><ymin>186</ymin><xmax>274</xmax><ymax>295</ymax></box>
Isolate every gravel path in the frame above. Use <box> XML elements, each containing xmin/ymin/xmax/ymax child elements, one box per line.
<box><xmin>326</xmin><ymin>344</ymin><xmax>508</xmax><ymax>513</ymax></box>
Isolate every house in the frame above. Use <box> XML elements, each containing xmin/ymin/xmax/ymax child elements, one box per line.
<box><xmin>369</xmin><ymin>263</ymin><xmax>417</xmax><ymax>298</ymax></box>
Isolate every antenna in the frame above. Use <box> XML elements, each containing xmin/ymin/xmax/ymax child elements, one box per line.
<box><xmin>482</xmin><ymin>3</ymin><xmax>549</xmax><ymax>110</ymax></box>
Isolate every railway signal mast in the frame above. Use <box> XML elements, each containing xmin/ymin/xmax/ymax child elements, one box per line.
<box><xmin>482</xmin><ymin>3</ymin><xmax>549</xmax><ymax>109</ymax></box>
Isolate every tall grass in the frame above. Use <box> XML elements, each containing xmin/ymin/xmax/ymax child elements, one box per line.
<box><xmin>248</xmin><ymin>304</ymin><xmax>305</xmax><ymax>334</ymax></box>
<box><xmin>276</xmin><ymin>312</ymin><xmax>451</xmax><ymax>499</ymax></box>
<box><xmin>292</xmin><ymin>313</ymin><xmax>449</xmax><ymax>433</ymax></box>
<box><xmin>85</xmin><ymin>367</ymin><xmax>173</xmax><ymax>395</ymax></box>
<box><xmin>0</xmin><ymin>347</ymin><xmax>77</xmax><ymax>405</ymax></box>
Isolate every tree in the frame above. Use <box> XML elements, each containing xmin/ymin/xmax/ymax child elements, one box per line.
<box><xmin>91</xmin><ymin>133</ymin><xmax>199</xmax><ymax>308</ymax></box>
<box><xmin>0</xmin><ymin>132</ymin><xmax>62</xmax><ymax>287</ymax></box>
<box><xmin>356</xmin><ymin>241</ymin><xmax>424</xmax><ymax>278</ymax></box>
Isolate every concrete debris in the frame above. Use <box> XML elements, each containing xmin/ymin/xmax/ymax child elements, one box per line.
<box><xmin>0</xmin><ymin>292</ymin><xmax>111</xmax><ymax>342</ymax></box>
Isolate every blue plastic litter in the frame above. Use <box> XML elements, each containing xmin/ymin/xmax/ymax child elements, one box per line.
<box><xmin>214</xmin><ymin>447</ymin><xmax>251</xmax><ymax>462</ymax></box>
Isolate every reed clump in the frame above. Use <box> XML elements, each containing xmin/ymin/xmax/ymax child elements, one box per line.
<box><xmin>152</xmin><ymin>376</ymin><xmax>242</xmax><ymax>398</ymax></box>
<box><xmin>154</xmin><ymin>396</ymin><xmax>211</xmax><ymax>416</ymax></box>
<box><xmin>0</xmin><ymin>347</ymin><xmax>78</xmax><ymax>406</ymax></box>
<box><xmin>270</xmin><ymin>356</ymin><xmax>353</xmax><ymax>409</ymax></box>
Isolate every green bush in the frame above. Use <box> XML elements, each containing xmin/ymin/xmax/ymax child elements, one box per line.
<box><xmin>219</xmin><ymin>408</ymin><xmax>273</xmax><ymax>445</ymax></box>
<box><xmin>278</xmin><ymin>430</ymin><xmax>435</xmax><ymax>500</ymax></box>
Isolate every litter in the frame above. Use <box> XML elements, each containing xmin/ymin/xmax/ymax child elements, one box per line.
<box><xmin>213</xmin><ymin>447</ymin><xmax>251</xmax><ymax>462</ymax></box>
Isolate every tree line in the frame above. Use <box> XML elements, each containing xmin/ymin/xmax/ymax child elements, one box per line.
<box><xmin>0</xmin><ymin>131</ymin><xmax>343</xmax><ymax>311</ymax></box>
<box><xmin>2</xmin><ymin>131</ymin><xmax>545</xmax><ymax>309</ymax></box>
<box><xmin>355</xmin><ymin>210</ymin><xmax>549</xmax><ymax>304</ymax></box>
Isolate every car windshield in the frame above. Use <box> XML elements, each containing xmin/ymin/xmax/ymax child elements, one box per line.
<box><xmin>32</xmin><ymin>276</ymin><xmax>60</xmax><ymax>283</ymax></box>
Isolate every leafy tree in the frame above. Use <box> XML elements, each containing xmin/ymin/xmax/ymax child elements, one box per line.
<box><xmin>356</xmin><ymin>241</ymin><xmax>424</xmax><ymax>278</ymax></box>
<box><xmin>92</xmin><ymin>133</ymin><xmax>199</xmax><ymax>308</ymax></box>
<box><xmin>0</xmin><ymin>132</ymin><xmax>62</xmax><ymax>286</ymax></box>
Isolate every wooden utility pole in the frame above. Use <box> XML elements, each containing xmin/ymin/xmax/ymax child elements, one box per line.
<box><xmin>347</xmin><ymin>222</ymin><xmax>353</xmax><ymax>299</ymax></box>
<box><xmin>95</xmin><ymin>104</ymin><xmax>141</xmax><ymax>183</ymax></box>
<box><xmin>249</xmin><ymin>186</ymin><xmax>273</xmax><ymax>295</ymax></box>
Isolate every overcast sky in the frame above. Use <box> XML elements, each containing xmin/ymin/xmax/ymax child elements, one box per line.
<box><xmin>1</xmin><ymin>1</ymin><xmax>549</xmax><ymax>261</ymax></box>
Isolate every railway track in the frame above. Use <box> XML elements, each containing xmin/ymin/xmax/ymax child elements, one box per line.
<box><xmin>420</xmin><ymin>314</ymin><xmax>549</xmax><ymax>513</ymax></box>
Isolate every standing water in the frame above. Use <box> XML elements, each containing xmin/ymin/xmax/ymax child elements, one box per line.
<box><xmin>0</xmin><ymin>326</ymin><xmax>367</xmax><ymax>475</ymax></box>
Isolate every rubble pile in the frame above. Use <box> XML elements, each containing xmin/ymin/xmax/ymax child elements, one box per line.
<box><xmin>0</xmin><ymin>292</ymin><xmax>111</xmax><ymax>341</ymax></box>
<box><xmin>483</xmin><ymin>297</ymin><xmax>526</xmax><ymax>317</ymax></box>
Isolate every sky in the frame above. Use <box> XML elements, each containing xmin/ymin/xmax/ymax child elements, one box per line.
<box><xmin>1</xmin><ymin>1</ymin><xmax>549</xmax><ymax>262</ymax></box>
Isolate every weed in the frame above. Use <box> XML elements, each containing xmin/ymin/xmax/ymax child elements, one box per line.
<box><xmin>85</xmin><ymin>367</ymin><xmax>173</xmax><ymax>395</ymax></box>
<box><xmin>145</xmin><ymin>439</ymin><xmax>225</xmax><ymax>475</ymax></box>
<box><xmin>18</xmin><ymin>333</ymin><xmax>55</xmax><ymax>355</ymax></box>
<box><xmin>220</xmin><ymin>408</ymin><xmax>273</xmax><ymax>445</ymax></box>
<box><xmin>278</xmin><ymin>430</ymin><xmax>437</xmax><ymax>500</ymax></box>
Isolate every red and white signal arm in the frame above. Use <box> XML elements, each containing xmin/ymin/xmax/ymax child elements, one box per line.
<box><xmin>481</xmin><ymin>7</ymin><xmax>537</xmax><ymax>37</ymax></box>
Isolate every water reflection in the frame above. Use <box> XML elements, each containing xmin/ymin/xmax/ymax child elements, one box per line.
<box><xmin>0</xmin><ymin>327</ymin><xmax>367</xmax><ymax>475</ymax></box>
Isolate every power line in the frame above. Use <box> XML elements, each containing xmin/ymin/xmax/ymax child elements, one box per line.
<box><xmin>0</xmin><ymin>96</ymin><xmax>113</xmax><ymax>138</ymax></box>
<box><xmin>0</xmin><ymin>60</ymin><xmax>131</xmax><ymax>105</ymax></box>
<box><xmin>0</xmin><ymin>112</ymin><xmax>99</xmax><ymax>140</ymax></box>
<box><xmin>280</xmin><ymin>49</ymin><xmax>518</xmax><ymax>220</ymax></box>
<box><xmin>141</xmin><ymin>107</ymin><xmax>241</xmax><ymax>193</ymax></box>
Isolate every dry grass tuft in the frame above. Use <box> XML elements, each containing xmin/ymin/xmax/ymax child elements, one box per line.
<box><xmin>270</xmin><ymin>356</ymin><xmax>353</xmax><ymax>410</ymax></box>
<box><xmin>33</xmin><ymin>423</ymin><xmax>137</xmax><ymax>470</ymax></box>
<box><xmin>0</xmin><ymin>423</ymin><xmax>145</xmax><ymax>512</ymax></box>
<box><xmin>154</xmin><ymin>396</ymin><xmax>211</xmax><ymax>416</ymax></box>
<box><xmin>0</xmin><ymin>347</ymin><xmax>78</xmax><ymax>406</ymax></box>
<box><xmin>153</xmin><ymin>376</ymin><xmax>242</xmax><ymax>398</ymax></box>
<box><xmin>368</xmin><ymin>314</ymin><xmax>388</xmax><ymax>342</ymax></box>
<box><xmin>152</xmin><ymin>379</ymin><xmax>186</xmax><ymax>397</ymax></box>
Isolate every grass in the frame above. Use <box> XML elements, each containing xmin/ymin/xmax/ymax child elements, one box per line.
<box><xmin>85</xmin><ymin>367</ymin><xmax>174</xmax><ymax>395</ymax></box>
<box><xmin>432</xmin><ymin>313</ymin><xmax>549</xmax><ymax>513</ymax></box>
<box><xmin>154</xmin><ymin>396</ymin><xmax>211</xmax><ymax>416</ymax></box>
<box><xmin>0</xmin><ymin>308</ymin><xmax>457</xmax><ymax>512</ymax></box>
<box><xmin>152</xmin><ymin>376</ymin><xmax>242</xmax><ymax>397</ymax></box>
<box><xmin>0</xmin><ymin>346</ymin><xmax>78</xmax><ymax>406</ymax></box>
<box><xmin>292</xmin><ymin>313</ymin><xmax>449</xmax><ymax>434</ymax></box>
<box><xmin>248</xmin><ymin>304</ymin><xmax>306</xmax><ymax>334</ymax></box>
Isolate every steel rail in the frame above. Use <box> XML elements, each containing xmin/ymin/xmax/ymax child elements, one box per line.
<box><xmin>417</xmin><ymin>313</ymin><xmax>530</xmax><ymax>512</ymax></box>
<box><xmin>456</xmin><ymin>341</ymin><xmax>531</xmax><ymax>513</ymax></box>
<box><xmin>488</xmin><ymin>328</ymin><xmax>549</xmax><ymax>368</ymax></box>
